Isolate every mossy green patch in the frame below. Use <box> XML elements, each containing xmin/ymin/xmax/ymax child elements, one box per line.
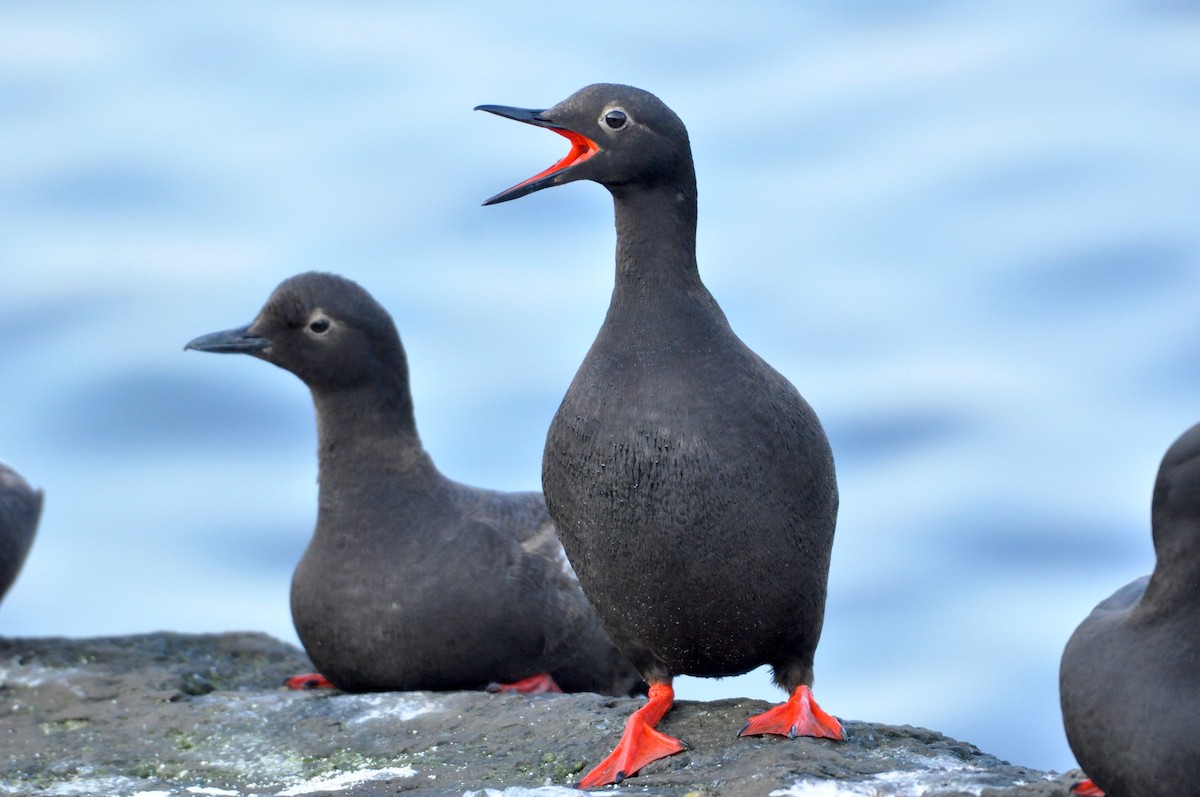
<box><xmin>38</xmin><ymin>719</ymin><xmax>89</xmax><ymax>734</ymax></box>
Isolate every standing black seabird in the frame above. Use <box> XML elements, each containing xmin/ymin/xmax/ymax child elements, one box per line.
<box><xmin>186</xmin><ymin>272</ymin><xmax>643</xmax><ymax>697</ymax></box>
<box><xmin>478</xmin><ymin>84</ymin><xmax>843</xmax><ymax>787</ymax></box>
<box><xmin>0</xmin><ymin>462</ymin><xmax>41</xmax><ymax>606</ymax></box>
<box><xmin>1060</xmin><ymin>422</ymin><xmax>1200</xmax><ymax>797</ymax></box>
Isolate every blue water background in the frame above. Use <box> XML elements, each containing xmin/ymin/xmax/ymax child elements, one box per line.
<box><xmin>3</xmin><ymin>1</ymin><xmax>1200</xmax><ymax>774</ymax></box>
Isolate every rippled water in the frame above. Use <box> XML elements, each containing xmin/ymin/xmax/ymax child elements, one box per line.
<box><xmin>3</xmin><ymin>1</ymin><xmax>1200</xmax><ymax>774</ymax></box>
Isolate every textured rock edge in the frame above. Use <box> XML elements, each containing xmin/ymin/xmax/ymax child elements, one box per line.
<box><xmin>0</xmin><ymin>632</ymin><xmax>1082</xmax><ymax>796</ymax></box>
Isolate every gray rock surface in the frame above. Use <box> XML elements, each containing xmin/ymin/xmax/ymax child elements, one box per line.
<box><xmin>0</xmin><ymin>632</ymin><xmax>1080</xmax><ymax>796</ymax></box>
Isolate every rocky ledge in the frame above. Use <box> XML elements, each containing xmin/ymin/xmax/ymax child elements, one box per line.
<box><xmin>0</xmin><ymin>632</ymin><xmax>1079</xmax><ymax>796</ymax></box>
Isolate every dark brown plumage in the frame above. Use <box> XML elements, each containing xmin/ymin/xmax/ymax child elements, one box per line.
<box><xmin>0</xmin><ymin>462</ymin><xmax>41</xmax><ymax>606</ymax></box>
<box><xmin>1060</xmin><ymin>421</ymin><xmax>1200</xmax><ymax>797</ymax></box>
<box><xmin>187</xmin><ymin>271</ymin><xmax>642</xmax><ymax>696</ymax></box>
<box><xmin>479</xmin><ymin>83</ymin><xmax>842</xmax><ymax>786</ymax></box>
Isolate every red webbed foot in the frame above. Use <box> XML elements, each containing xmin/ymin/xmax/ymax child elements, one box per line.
<box><xmin>578</xmin><ymin>682</ymin><xmax>687</xmax><ymax>788</ymax></box>
<box><xmin>738</xmin><ymin>684</ymin><xmax>843</xmax><ymax>740</ymax></box>
<box><xmin>1071</xmin><ymin>778</ymin><xmax>1104</xmax><ymax>796</ymax></box>
<box><xmin>284</xmin><ymin>672</ymin><xmax>336</xmax><ymax>690</ymax></box>
<box><xmin>486</xmin><ymin>672</ymin><xmax>563</xmax><ymax>695</ymax></box>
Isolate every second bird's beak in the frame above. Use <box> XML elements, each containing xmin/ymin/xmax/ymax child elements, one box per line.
<box><xmin>185</xmin><ymin>324</ymin><xmax>271</xmax><ymax>355</ymax></box>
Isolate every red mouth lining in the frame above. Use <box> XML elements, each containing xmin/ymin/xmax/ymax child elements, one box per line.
<box><xmin>507</xmin><ymin>128</ymin><xmax>600</xmax><ymax>192</ymax></box>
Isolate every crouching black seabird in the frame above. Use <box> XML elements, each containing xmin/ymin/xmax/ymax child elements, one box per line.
<box><xmin>186</xmin><ymin>271</ymin><xmax>643</xmax><ymax>697</ymax></box>
<box><xmin>0</xmin><ymin>462</ymin><xmax>41</xmax><ymax>606</ymax></box>
<box><xmin>478</xmin><ymin>84</ymin><xmax>843</xmax><ymax>787</ymax></box>
<box><xmin>1060</xmin><ymin>422</ymin><xmax>1200</xmax><ymax>797</ymax></box>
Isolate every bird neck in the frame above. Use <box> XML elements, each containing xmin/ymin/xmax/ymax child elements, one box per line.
<box><xmin>1144</xmin><ymin>515</ymin><xmax>1200</xmax><ymax>613</ymax></box>
<box><xmin>310</xmin><ymin>377</ymin><xmax>427</xmax><ymax>477</ymax></box>
<box><xmin>610</xmin><ymin>178</ymin><xmax>702</xmax><ymax>302</ymax></box>
<box><xmin>308</xmin><ymin>380</ymin><xmax>446</xmax><ymax>544</ymax></box>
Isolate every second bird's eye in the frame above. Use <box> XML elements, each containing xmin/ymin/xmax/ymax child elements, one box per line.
<box><xmin>308</xmin><ymin>318</ymin><xmax>330</xmax><ymax>334</ymax></box>
<box><xmin>603</xmin><ymin>109</ymin><xmax>628</xmax><ymax>130</ymax></box>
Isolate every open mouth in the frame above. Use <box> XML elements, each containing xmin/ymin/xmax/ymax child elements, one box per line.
<box><xmin>476</xmin><ymin>104</ymin><xmax>600</xmax><ymax>204</ymax></box>
<box><xmin>501</xmin><ymin>128</ymin><xmax>599</xmax><ymax>199</ymax></box>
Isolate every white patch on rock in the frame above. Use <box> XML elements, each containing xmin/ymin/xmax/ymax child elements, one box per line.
<box><xmin>771</xmin><ymin>783</ymin><xmax>875</xmax><ymax>797</ymax></box>
<box><xmin>187</xmin><ymin>788</ymin><xmax>241</xmax><ymax>796</ymax></box>
<box><xmin>275</xmin><ymin>766</ymin><xmax>416</xmax><ymax>795</ymax></box>
<box><xmin>463</xmin><ymin>787</ymin><xmax>606</xmax><ymax>797</ymax></box>
<box><xmin>770</xmin><ymin>753</ymin><xmax>1022</xmax><ymax>797</ymax></box>
<box><xmin>0</xmin><ymin>665</ymin><xmax>86</xmax><ymax>688</ymax></box>
<box><xmin>0</xmin><ymin>776</ymin><xmax>144</xmax><ymax>796</ymax></box>
<box><xmin>342</xmin><ymin>693</ymin><xmax>436</xmax><ymax>723</ymax></box>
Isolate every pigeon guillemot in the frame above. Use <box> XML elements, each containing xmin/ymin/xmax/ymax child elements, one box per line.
<box><xmin>1060</xmin><ymin>422</ymin><xmax>1200</xmax><ymax>797</ymax></box>
<box><xmin>186</xmin><ymin>271</ymin><xmax>644</xmax><ymax>697</ymax></box>
<box><xmin>0</xmin><ymin>462</ymin><xmax>41</xmax><ymax>606</ymax></box>
<box><xmin>478</xmin><ymin>84</ymin><xmax>843</xmax><ymax>787</ymax></box>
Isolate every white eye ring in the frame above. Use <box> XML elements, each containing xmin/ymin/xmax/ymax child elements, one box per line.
<box><xmin>306</xmin><ymin>314</ymin><xmax>332</xmax><ymax>335</ymax></box>
<box><xmin>601</xmin><ymin>107</ymin><xmax>629</xmax><ymax>130</ymax></box>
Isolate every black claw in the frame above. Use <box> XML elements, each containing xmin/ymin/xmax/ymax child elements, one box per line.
<box><xmin>614</xmin><ymin>771</ymin><xmax>625</xmax><ymax>784</ymax></box>
<box><xmin>737</xmin><ymin>721</ymin><xmax>751</xmax><ymax>737</ymax></box>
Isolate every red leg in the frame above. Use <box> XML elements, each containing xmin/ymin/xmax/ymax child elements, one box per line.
<box><xmin>578</xmin><ymin>682</ymin><xmax>687</xmax><ymax>788</ymax></box>
<box><xmin>486</xmin><ymin>672</ymin><xmax>564</xmax><ymax>695</ymax></box>
<box><xmin>738</xmin><ymin>684</ymin><xmax>843</xmax><ymax>740</ymax></box>
<box><xmin>1071</xmin><ymin>778</ymin><xmax>1104</xmax><ymax>796</ymax></box>
<box><xmin>284</xmin><ymin>672</ymin><xmax>336</xmax><ymax>690</ymax></box>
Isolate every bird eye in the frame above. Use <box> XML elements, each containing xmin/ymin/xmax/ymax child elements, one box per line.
<box><xmin>308</xmin><ymin>318</ymin><xmax>330</xmax><ymax>334</ymax></box>
<box><xmin>602</xmin><ymin>108</ymin><xmax>628</xmax><ymax>130</ymax></box>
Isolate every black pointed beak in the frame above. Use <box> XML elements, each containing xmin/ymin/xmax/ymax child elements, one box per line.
<box><xmin>474</xmin><ymin>104</ymin><xmax>560</xmax><ymax>129</ymax></box>
<box><xmin>185</xmin><ymin>324</ymin><xmax>271</xmax><ymax>355</ymax></box>
<box><xmin>475</xmin><ymin>104</ymin><xmax>600</xmax><ymax>205</ymax></box>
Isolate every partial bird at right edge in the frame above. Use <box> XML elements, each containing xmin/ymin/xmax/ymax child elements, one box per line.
<box><xmin>1060</xmin><ymin>421</ymin><xmax>1200</xmax><ymax>797</ymax></box>
<box><xmin>477</xmin><ymin>83</ymin><xmax>844</xmax><ymax>788</ymax></box>
<box><xmin>0</xmin><ymin>462</ymin><xmax>42</xmax><ymax>607</ymax></box>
